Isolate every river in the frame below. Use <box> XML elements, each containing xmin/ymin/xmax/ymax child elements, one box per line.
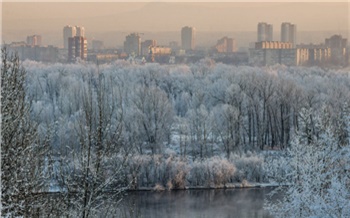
<box><xmin>118</xmin><ymin>187</ymin><xmax>278</xmax><ymax>218</ymax></box>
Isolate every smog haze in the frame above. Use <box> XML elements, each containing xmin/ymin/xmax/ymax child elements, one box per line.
<box><xmin>2</xmin><ymin>1</ymin><xmax>349</xmax><ymax>48</ymax></box>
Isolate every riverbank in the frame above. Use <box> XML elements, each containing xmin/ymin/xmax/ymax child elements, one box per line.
<box><xmin>127</xmin><ymin>182</ymin><xmax>282</xmax><ymax>191</ymax></box>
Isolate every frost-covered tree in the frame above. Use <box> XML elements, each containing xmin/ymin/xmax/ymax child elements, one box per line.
<box><xmin>6</xmin><ymin>57</ymin><xmax>350</xmax><ymax>214</ymax></box>
<box><xmin>131</xmin><ymin>86</ymin><xmax>174</xmax><ymax>154</ymax></box>
<box><xmin>187</xmin><ymin>104</ymin><xmax>212</xmax><ymax>158</ymax></box>
<box><xmin>266</xmin><ymin>113</ymin><xmax>350</xmax><ymax>217</ymax></box>
<box><xmin>211</xmin><ymin>104</ymin><xmax>239</xmax><ymax>158</ymax></box>
<box><xmin>1</xmin><ymin>48</ymin><xmax>47</xmax><ymax>216</ymax></box>
<box><xmin>52</xmin><ymin>69</ymin><xmax>129</xmax><ymax>218</ymax></box>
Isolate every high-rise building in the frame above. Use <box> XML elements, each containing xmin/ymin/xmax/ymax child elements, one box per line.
<box><xmin>76</xmin><ymin>26</ymin><xmax>85</xmax><ymax>37</ymax></box>
<box><xmin>68</xmin><ymin>36</ymin><xmax>87</xmax><ymax>62</ymax></box>
<box><xmin>215</xmin><ymin>37</ymin><xmax>237</xmax><ymax>53</ymax></box>
<box><xmin>63</xmin><ymin>25</ymin><xmax>77</xmax><ymax>49</ymax></box>
<box><xmin>281</xmin><ymin>22</ymin><xmax>297</xmax><ymax>47</ymax></box>
<box><xmin>257</xmin><ymin>23</ymin><xmax>273</xmax><ymax>42</ymax></box>
<box><xmin>26</xmin><ymin>35</ymin><xmax>42</xmax><ymax>46</ymax></box>
<box><xmin>181</xmin><ymin>26</ymin><xmax>196</xmax><ymax>50</ymax></box>
<box><xmin>124</xmin><ymin>33</ymin><xmax>141</xmax><ymax>56</ymax></box>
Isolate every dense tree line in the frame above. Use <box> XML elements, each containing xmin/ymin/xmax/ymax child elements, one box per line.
<box><xmin>24</xmin><ymin>59</ymin><xmax>350</xmax><ymax>156</ymax></box>
<box><xmin>2</xmin><ymin>50</ymin><xmax>350</xmax><ymax>216</ymax></box>
<box><xmin>24</xmin><ymin>59</ymin><xmax>350</xmax><ymax>185</ymax></box>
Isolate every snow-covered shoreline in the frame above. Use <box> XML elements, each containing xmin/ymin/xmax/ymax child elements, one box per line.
<box><xmin>128</xmin><ymin>182</ymin><xmax>284</xmax><ymax>191</ymax></box>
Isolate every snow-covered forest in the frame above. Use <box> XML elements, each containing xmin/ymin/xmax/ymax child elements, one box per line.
<box><xmin>2</xmin><ymin>50</ymin><xmax>350</xmax><ymax>217</ymax></box>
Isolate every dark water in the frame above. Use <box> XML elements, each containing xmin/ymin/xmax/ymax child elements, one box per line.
<box><xmin>119</xmin><ymin>188</ymin><xmax>277</xmax><ymax>218</ymax></box>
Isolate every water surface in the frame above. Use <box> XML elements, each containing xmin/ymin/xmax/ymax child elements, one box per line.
<box><xmin>119</xmin><ymin>188</ymin><xmax>277</xmax><ymax>218</ymax></box>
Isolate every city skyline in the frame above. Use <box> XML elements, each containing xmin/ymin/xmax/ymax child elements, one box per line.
<box><xmin>2</xmin><ymin>2</ymin><xmax>349</xmax><ymax>47</ymax></box>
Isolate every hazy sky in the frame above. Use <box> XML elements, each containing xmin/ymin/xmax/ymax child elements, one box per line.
<box><xmin>2</xmin><ymin>1</ymin><xmax>349</xmax><ymax>47</ymax></box>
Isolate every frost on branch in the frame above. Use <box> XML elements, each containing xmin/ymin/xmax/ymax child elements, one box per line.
<box><xmin>1</xmin><ymin>48</ymin><xmax>45</xmax><ymax>216</ymax></box>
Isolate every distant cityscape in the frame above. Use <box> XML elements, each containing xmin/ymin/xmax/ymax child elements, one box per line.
<box><xmin>5</xmin><ymin>22</ymin><xmax>349</xmax><ymax>67</ymax></box>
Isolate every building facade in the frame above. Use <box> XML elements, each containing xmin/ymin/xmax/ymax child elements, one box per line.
<box><xmin>75</xmin><ymin>26</ymin><xmax>85</xmax><ymax>37</ymax></box>
<box><xmin>124</xmin><ymin>33</ymin><xmax>142</xmax><ymax>56</ymax></box>
<box><xmin>7</xmin><ymin>42</ymin><xmax>58</xmax><ymax>62</ymax></box>
<box><xmin>257</xmin><ymin>22</ymin><xmax>273</xmax><ymax>42</ymax></box>
<box><xmin>148</xmin><ymin>46</ymin><xmax>172</xmax><ymax>63</ymax></box>
<box><xmin>181</xmin><ymin>26</ymin><xmax>196</xmax><ymax>51</ymax></box>
<box><xmin>215</xmin><ymin>37</ymin><xmax>237</xmax><ymax>53</ymax></box>
<box><xmin>297</xmin><ymin>44</ymin><xmax>331</xmax><ymax>66</ymax></box>
<box><xmin>325</xmin><ymin>35</ymin><xmax>348</xmax><ymax>66</ymax></box>
<box><xmin>26</xmin><ymin>35</ymin><xmax>42</xmax><ymax>46</ymax></box>
<box><xmin>250</xmin><ymin>40</ymin><xmax>308</xmax><ymax>66</ymax></box>
<box><xmin>249</xmin><ymin>49</ymin><xmax>298</xmax><ymax>66</ymax></box>
<box><xmin>149</xmin><ymin>46</ymin><xmax>172</xmax><ymax>56</ymax></box>
<box><xmin>141</xmin><ymin>40</ymin><xmax>157</xmax><ymax>56</ymax></box>
<box><xmin>63</xmin><ymin>25</ymin><xmax>76</xmax><ymax>49</ymax></box>
<box><xmin>281</xmin><ymin>22</ymin><xmax>297</xmax><ymax>47</ymax></box>
<box><xmin>255</xmin><ymin>41</ymin><xmax>293</xmax><ymax>49</ymax></box>
<box><xmin>68</xmin><ymin>36</ymin><xmax>87</xmax><ymax>62</ymax></box>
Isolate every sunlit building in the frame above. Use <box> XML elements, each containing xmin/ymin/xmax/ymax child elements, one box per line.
<box><xmin>181</xmin><ymin>26</ymin><xmax>196</xmax><ymax>51</ymax></box>
<box><xmin>68</xmin><ymin>36</ymin><xmax>87</xmax><ymax>62</ymax></box>
<box><xmin>141</xmin><ymin>40</ymin><xmax>157</xmax><ymax>56</ymax></box>
<box><xmin>250</xmin><ymin>40</ymin><xmax>308</xmax><ymax>66</ymax></box>
<box><xmin>149</xmin><ymin>46</ymin><xmax>171</xmax><ymax>56</ymax></box>
<box><xmin>148</xmin><ymin>46</ymin><xmax>172</xmax><ymax>63</ymax></box>
<box><xmin>76</xmin><ymin>26</ymin><xmax>85</xmax><ymax>37</ymax></box>
<box><xmin>250</xmin><ymin>49</ymin><xmax>297</xmax><ymax>66</ymax></box>
<box><xmin>26</xmin><ymin>35</ymin><xmax>42</xmax><ymax>46</ymax></box>
<box><xmin>257</xmin><ymin>22</ymin><xmax>273</xmax><ymax>42</ymax></box>
<box><xmin>297</xmin><ymin>44</ymin><xmax>331</xmax><ymax>66</ymax></box>
<box><xmin>255</xmin><ymin>41</ymin><xmax>293</xmax><ymax>49</ymax></box>
<box><xmin>215</xmin><ymin>37</ymin><xmax>237</xmax><ymax>53</ymax></box>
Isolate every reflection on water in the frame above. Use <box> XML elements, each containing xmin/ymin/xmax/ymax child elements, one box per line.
<box><xmin>119</xmin><ymin>188</ymin><xmax>277</xmax><ymax>218</ymax></box>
